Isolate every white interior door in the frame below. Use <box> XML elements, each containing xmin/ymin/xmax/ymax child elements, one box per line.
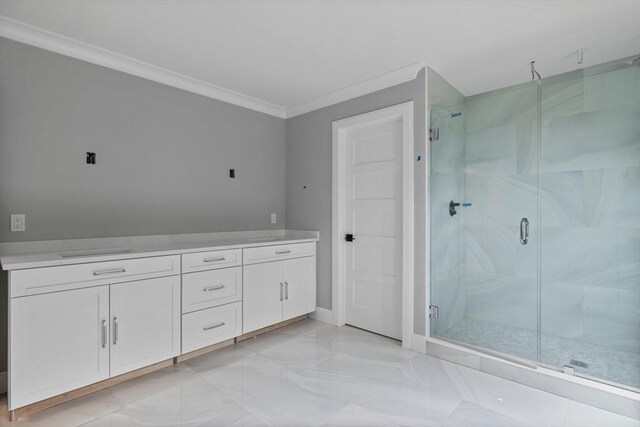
<box><xmin>344</xmin><ymin>117</ymin><xmax>403</xmax><ymax>340</ymax></box>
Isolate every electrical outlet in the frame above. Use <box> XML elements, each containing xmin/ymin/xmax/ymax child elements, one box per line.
<box><xmin>271</xmin><ymin>213</ymin><xmax>277</xmax><ymax>224</ymax></box>
<box><xmin>11</xmin><ymin>214</ymin><xmax>25</xmax><ymax>232</ymax></box>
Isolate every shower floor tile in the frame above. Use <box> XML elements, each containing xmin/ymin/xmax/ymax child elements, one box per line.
<box><xmin>441</xmin><ymin>317</ymin><xmax>640</xmax><ymax>390</ymax></box>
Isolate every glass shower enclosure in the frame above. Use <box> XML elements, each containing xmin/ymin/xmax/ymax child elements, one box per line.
<box><xmin>429</xmin><ymin>57</ymin><xmax>640</xmax><ymax>391</ymax></box>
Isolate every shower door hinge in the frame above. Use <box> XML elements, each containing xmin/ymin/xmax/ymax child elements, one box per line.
<box><xmin>428</xmin><ymin>305</ymin><xmax>439</xmax><ymax>319</ymax></box>
<box><xmin>429</xmin><ymin>128</ymin><xmax>440</xmax><ymax>142</ymax></box>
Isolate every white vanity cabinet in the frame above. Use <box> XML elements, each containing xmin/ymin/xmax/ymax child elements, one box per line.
<box><xmin>7</xmin><ymin>255</ymin><xmax>181</xmax><ymax>410</ymax></box>
<box><xmin>242</xmin><ymin>244</ymin><xmax>316</xmax><ymax>334</ymax></box>
<box><xmin>3</xmin><ymin>235</ymin><xmax>318</xmax><ymax>415</ymax></box>
<box><xmin>9</xmin><ymin>285</ymin><xmax>110</xmax><ymax>410</ymax></box>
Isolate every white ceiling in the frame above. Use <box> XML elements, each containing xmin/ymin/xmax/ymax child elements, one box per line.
<box><xmin>1</xmin><ymin>0</ymin><xmax>639</xmax><ymax>117</ymax></box>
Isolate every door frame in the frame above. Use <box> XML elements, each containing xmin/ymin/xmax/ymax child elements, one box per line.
<box><xmin>331</xmin><ymin>101</ymin><xmax>414</xmax><ymax>348</ymax></box>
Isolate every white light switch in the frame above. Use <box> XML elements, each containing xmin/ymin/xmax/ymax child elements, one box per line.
<box><xmin>271</xmin><ymin>213</ymin><xmax>277</xmax><ymax>224</ymax></box>
<box><xmin>11</xmin><ymin>214</ymin><xmax>25</xmax><ymax>232</ymax></box>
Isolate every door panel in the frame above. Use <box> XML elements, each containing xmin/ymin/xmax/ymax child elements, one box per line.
<box><xmin>10</xmin><ymin>285</ymin><xmax>109</xmax><ymax>409</ymax></box>
<box><xmin>345</xmin><ymin>118</ymin><xmax>403</xmax><ymax>339</ymax></box>
<box><xmin>110</xmin><ymin>276</ymin><xmax>180</xmax><ymax>376</ymax></box>
<box><xmin>243</xmin><ymin>262</ymin><xmax>282</xmax><ymax>333</ymax></box>
<box><xmin>429</xmin><ymin>85</ymin><xmax>539</xmax><ymax>362</ymax></box>
<box><xmin>282</xmin><ymin>257</ymin><xmax>316</xmax><ymax>320</ymax></box>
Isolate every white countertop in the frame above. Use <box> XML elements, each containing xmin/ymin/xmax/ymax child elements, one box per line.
<box><xmin>0</xmin><ymin>229</ymin><xmax>319</xmax><ymax>270</ymax></box>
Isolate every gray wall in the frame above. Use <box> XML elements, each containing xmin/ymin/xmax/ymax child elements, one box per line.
<box><xmin>285</xmin><ymin>70</ymin><xmax>427</xmax><ymax>335</ymax></box>
<box><xmin>0</xmin><ymin>38</ymin><xmax>287</xmax><ymax>372</ymax></box>
<box><xmin>0</xmin><ymin>38</ymin><xmax>286</xmax><ymax>243</ymax></box>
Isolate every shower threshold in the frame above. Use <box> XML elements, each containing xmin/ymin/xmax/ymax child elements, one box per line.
<box><xmin>426</xmin><ymin>333</ymin><xmax>640</xmax><ymax>420</ymax></box>
<box><xmin>440</xmin><ymin>317</ymin><xmax>640</xmax><ymax>390</ymax></box>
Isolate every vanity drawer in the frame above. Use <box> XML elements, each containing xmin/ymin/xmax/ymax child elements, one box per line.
<box><xmin>10</xmin><ymin>255</ymin><xmax>181</xmax><ymax>298</ymax></box>
<box><xmin>182</xmin><ymin>249</ymin><xmax>241</xmax><ymax>273</ymax></box>
<box><xmin>182</xmin><ymin>267</ymin><xmax>242</xmax><ymax>314</ymax></box>
<box><xmin>181</xmin><ymin>302</ymin><xmax>242</xmax><ymax>354</ymax></box>
<box><xmin>243</xmin><ymin>242</ymin><xmax>315</xmax><ymax>265</ymax></box>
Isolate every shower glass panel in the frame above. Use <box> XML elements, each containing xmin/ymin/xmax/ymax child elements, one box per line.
<box><xmin>429</xmin><ymin>83</ymin><xmax>539</xmax><ymax>363</ymax></box>
<box><xmin>539</xmin><ymin>62</ymin><xmax>640</xmax><ymax>389</ymax></box>
<box><xmin>429</xmin><ymin>57</ymin><xmax>640</xmax><ymax>391</ymax></box>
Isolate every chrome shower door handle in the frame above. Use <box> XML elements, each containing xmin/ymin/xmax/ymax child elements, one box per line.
<box><xmin>520</xmin><ymin>218</ymin><xmax>529</xmax><ymax>245</ymax></box>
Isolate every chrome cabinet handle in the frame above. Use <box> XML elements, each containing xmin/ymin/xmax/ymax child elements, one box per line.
<box><xmin>275</xmin><ymin>250</ymin><xmax>291</xmax><ymax>255</ymax></box>
<box><xmin>520</xmin><ymin>218</ymin><xmax>529</xmax><ymax>245</ymax></box>
<box><xmin>285</xmin><ymin>281</ymin><xmax>289</xmax><ymax>300</ymax></box>
<box><xmin>279</xmin><ymin>282</ymin><xmax>284</xmax><ymax>301</ymax></box>
<box><xmin>203</xmin><ymin>256</ymin><xmax>225</xmax><ymax>263</ymax></box>
<box><xmin>101</xmin><ymin>320</ymin><xmax>107</xmax><ymax>348</ymax></box>
<box><xmin>203</xmin><ymin>284</ymin><xmax>225</xmax><ymax>292</ymax></box>
<box><xmin>113</xmin><ymin>317</ymin><xmax>118</xmax><ymax>345</ymax></box>
<box><xmin>203</xmin><ymin>322</ymin><xmax>225</xmax><ymax>331</ymax></box>
<box><xmin>93</xmin><ymin>268</ymin><xmax>126</xmax><ymax>276</ymax></box>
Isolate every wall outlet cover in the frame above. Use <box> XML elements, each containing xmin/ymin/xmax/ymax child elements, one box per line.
<box><xmin>11</xmin><ymin>214</ymin><xmax>25</xmax><ymax>232</ymax></box>
<box><xmin>271</xmin><ymin>213</ymin><xmax>277</xmax><ymax>224</ymax></box>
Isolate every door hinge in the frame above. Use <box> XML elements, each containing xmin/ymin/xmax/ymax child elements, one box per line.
<box><xmin>429</xmin><ymin>128</ymin><xmax>440</xmax><ymax>142</ymax></box>
<box><xmin>428</xmin><ymin>305</ymin><xmax>439</xmax><ymax>319</ymax></box>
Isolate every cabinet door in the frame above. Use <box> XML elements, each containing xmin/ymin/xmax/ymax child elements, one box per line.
<box><xmin>282</xmin><ymin>257</ymin><xmax>316</xmax><ymax>321</ymax></box>
<box><xmin>9</xmin><ymin>285</ymin><xmax>109</xmax><ymax>410</ymax></box>
<box><xmin>110</xmin><ymin>276</ymin><xmax>180</xmax><ymax>376</ymax></box>
<box><xmin>242</xmin><ymin>262</ymin><xmax>282</xmax><ymax>333</ymax></box>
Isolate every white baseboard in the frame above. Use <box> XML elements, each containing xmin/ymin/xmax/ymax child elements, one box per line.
<box><xmin>0</xmin><ymin>371</ymin><xmax>6</xmax><ymax>394</ymax></box>
<box><xmin>411</xmin><ymin>334</ymin><xmax>426</xmax><ymax>353</ymax></box>
<box><xmin>309</xmin><ymin>307</ymin><xmax>333</xmax><ymax>324</ymax></box>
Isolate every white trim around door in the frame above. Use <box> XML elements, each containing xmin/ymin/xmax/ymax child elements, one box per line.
<box><xmin>331</xmin><ymin>101</ymin><xmax>414</xmax><ymax>348</ymax></box>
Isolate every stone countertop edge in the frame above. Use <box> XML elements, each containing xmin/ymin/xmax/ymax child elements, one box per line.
<box><xmin>0</xmin><ymin>229</ymin><xmax>319</xmax><ymax>271</ymax></box>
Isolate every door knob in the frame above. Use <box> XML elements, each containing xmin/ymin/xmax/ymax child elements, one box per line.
<box><xmin>345</xmin><ymin>234</ymin><xmax>355</xmax><ymax>242</ymax></box>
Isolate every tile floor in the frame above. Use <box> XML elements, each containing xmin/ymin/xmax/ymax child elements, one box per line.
<box><xmin>1</xmin><ymin>319</ymin><xmax>638</xmax><ymax>426</ymax></box>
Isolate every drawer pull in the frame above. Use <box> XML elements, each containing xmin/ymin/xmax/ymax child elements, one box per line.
<box><xmin>93</xmin><ymin>268</ymin><xmax>126</xmax><ymax>276</ymax></box>
<box><xmin>203</xmin><ymin>256</ymin><xmax>226</xmax><ymax>263</ymax></box>
<box><xmin>203</xmin><ymin>322</ymin><xmax>226</xmax><ymax>331</ymax></box>
<box><xmin>285</xmin><ymin>281</ymin><xmax>289</xmax><ymax>300</ymax></box>
<box><xmin>203</xmin><ymin>284</ymin><xmax>225</xmax><ymax>292</ymax></box>
<box><xmin>275</xmin><ymin>250</ymin><xmax>291</xmax><ymax>255</ymax></box>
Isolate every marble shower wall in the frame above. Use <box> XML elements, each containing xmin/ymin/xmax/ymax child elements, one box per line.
<box><xmin>539</xmin><ymin>64</ymin><xmax>640</xmax><ymax>357</ymax></box>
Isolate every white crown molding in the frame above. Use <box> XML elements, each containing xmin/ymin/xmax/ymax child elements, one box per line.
<box><xmin>0</xmin><ymin>17</ymin><xmax>287</xmax><ymax>118</ymax></box>
<box><xmin>0</xmin><ymin>16</ymin><xmax>425</xmax><ymax>120</ymax></box>
<box><xmin>285</xmin><ymin>61</ymin><xmax>425</xmax><ymax>118</ymax></box>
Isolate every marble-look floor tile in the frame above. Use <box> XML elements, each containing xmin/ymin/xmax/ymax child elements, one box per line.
<box><xmin>8</xmin><ymin>389</ymin><xmax>122</xmax><ymax>427</ymax></box>
<box><xmin>562</xmin><ymin>400</ymin><xmax>640</xmax><ymax>427</ymax></box>
<box><xmin>442</xmin><ymin>401</ymin><xmax>531</xmax><ymax>427</ymax></box>
<box><xmin>200</xmin><ymin>354</ymin><xmax>348</xmax><ymax>426</ymax></box>
<box><xmin>183</xmin><ymin>344</ymin><xmax>257</xmax><ymax>375</ymax></box>
<box><xmin>1</xmin><ymin>319</ymin><xmax>637</xmax><ymax>426</ymax></box>
<box><xmin>108</xmin><ymin>363</ymin><xmax>199</xmax><ymax>406</ymax></box>
<box><xmin>78</xmin><ymin>410</ymin><xmax>136</xmax><ymax>427</ymax></box>
<box><xmin>235</xmin><ymin>327</ymin><xmax>305</xmax><ymax>353</ymax></box>
<box><xmin>320</xmin><ymin>403</ymin><xmax>413</xmax><ymax>427</ymax></box>
<box><xmin>122</xmin><ymin>377</ymin><xmax>259</xmax><ymax>427</ymax></box>
<box><xmin>444</xmin><ymin>362</ymin><xmax>570</xmax><ymax>427</ymax></box>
